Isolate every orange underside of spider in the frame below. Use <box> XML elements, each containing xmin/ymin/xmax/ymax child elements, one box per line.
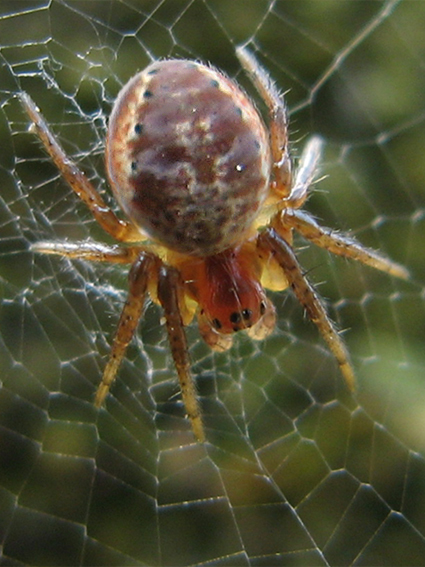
<box><xmin>22</xmin><ymin>47</ymin><xmax>409</xmax><ymax>442</ymax></box>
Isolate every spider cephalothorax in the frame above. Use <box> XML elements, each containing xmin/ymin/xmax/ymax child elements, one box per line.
<box><xmin>22</xmin><ymin>46</ymin><xmax>409</xmax><ymax>442</ymax></box>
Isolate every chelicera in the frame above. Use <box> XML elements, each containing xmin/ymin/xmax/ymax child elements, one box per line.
<box><xmin>21</xmin><ymin>47</ymin><xmax>409</xmax><ymax>442</ymax></box>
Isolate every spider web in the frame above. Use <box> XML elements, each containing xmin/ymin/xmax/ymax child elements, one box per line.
<box><xmin>1</xmin><ymin>0</ymin><xmax>425</xmax><ymax>565</ymax></box>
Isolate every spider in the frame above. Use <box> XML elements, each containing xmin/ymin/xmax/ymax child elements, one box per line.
<box><xmin>21</xmin><ymin>46</ymin><xmax>409</xmax><ymax>442</ymax></box>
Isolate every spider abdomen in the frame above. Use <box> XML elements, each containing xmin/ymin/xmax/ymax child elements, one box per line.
<box><xmin>106</xmin><ymin>59</ymin><xmax>271</xmax><ymax>256</ymax></box>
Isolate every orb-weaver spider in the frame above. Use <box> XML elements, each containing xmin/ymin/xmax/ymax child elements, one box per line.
<box><xmin>21</xmin><ymin>47</ymin><xmax>409</xmax><ymax>442</ymax></box>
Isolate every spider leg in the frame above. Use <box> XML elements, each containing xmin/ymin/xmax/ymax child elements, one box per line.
<box><xmin>157</xmin><ymin>264</ymin><xmax>204</xmax><ymax>442</ymax></box>
<box><xmin>285</xmin><ymin>136</ymin><xmax>323</xmax><ymax>209</ymax></box>
<box><xmin>20</xmin><ymin>92</ymin><xmax>142</xmax><ymax>243</ymax></box>
<box><xmin>236</xmin><ymin>46</ymin><xmax>292</xmax><ymax>196</ymax></box>
<box><xmin>283</xmin><ymin>209</ymin><xmax>410</xmax><ymax>280</ymax></box>
<box><xmin>258</xmin><ymin>228</ymin><xmax>356</xmax><ymax>391</ymax></box>
<box><xmin>94</xmin><ymin>253</ymin><xmax>155</xmax><ymax>407</ymax></box>
<box><xmin>31</xmin><ymin>240</ymin><xmax>144</xmax><ymax>264</ymax></box>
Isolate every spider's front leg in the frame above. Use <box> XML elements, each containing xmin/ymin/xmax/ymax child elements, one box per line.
<box><xmin>157</xmin><ymin>265</ymin><xmax>204</xmax><ymax>442</ymax></box>
<box><xmin>95</xmin><ymin>252</ymin><xmax>156</xmax><ymax>407</ymax></box>
<box><xmin>257</xmin><ymin>228</ymin><xmax>356</xmax><ymax>391</ymax></box>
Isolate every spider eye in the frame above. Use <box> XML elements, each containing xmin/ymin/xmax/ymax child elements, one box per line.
<box><xmin>242</xmin><ymin>308</ymin><xmax>252</xmax><ymax>320</ymax></box>
<box><xmin>212</xmin><ymin>318</ymin><xmax>222</xmax><ymax>330</ymax></box>
<box><xmin>229</xmin><ymin>312</ymin><xmax>241</xmax><ymax>324</ymax></box>
<box><xmin>260</xmin><ymin>301</ymin><xmax>266</xmax><ymax>315</ymax></box>
<box><xmin>229</xmin><ymin>308</ymin><xmax>253</xmax><ymax>331</ymax></box>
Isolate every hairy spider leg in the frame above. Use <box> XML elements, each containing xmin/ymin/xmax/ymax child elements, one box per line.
<box><xmin>20</xmin><ymin>92</ymin><xmax>142</xmax><ymax>243</ymax></box>
<box><xmin>157</xmin><ymin>265</ymin><xmax>204</xmax><ymax>442</ymax></box>
<box><xmin>30</xmin><ymin>240</ymin><xmax>144</xmax><ymax>263</ymax></box>
<box><xmin>28</xmin><ymin>239</ymin><xmax>154</xmax><ymax>405</ymax></box>
<box><xmin>30</xmin><ymin>236</ymin><xmax>204</xmax><ymax>440</ymax></box>
<box><xmin>283</xmin><ymin>209</ymin><xmax>410</xmax><ymax>280</ymax></box>
<box><xmin>94</xmin><ymin>253</ymin><xmax>155</xmax><ymax>407</ymax></box>
<box><xmin>285</xmin><ymin>135</ymin><xmax>324</xmax><ymax>209</ymax></box>
<box><xmin>258</xmin><ymin>228</ymin><xmax>356</xmax><ymax>391</ymax></box>
<box><xmin>236</xmin><ymin>46</ymin><xmax>292</xmax><ymax>196</ymax></box>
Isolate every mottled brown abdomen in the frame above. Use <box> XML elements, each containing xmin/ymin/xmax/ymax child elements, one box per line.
<box><xmin>106</xmin><ymin>59</ymin><xmax>271</xmax><ymax>256</ymax></box>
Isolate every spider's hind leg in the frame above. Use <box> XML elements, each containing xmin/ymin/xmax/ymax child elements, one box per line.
<box><xmin>258</xmin><ymin>228</ymin><xmax>356</xmax><ymax>392</ymax></box>
<box><xmin>20</xmin><ymin>92</ymin><xmax>142</xmax><ymax>243</ymax></box>
<box><xmin>236</xmin><ymin>46</ymin><xmax>292</xmax><ymax>197</ymax></box>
